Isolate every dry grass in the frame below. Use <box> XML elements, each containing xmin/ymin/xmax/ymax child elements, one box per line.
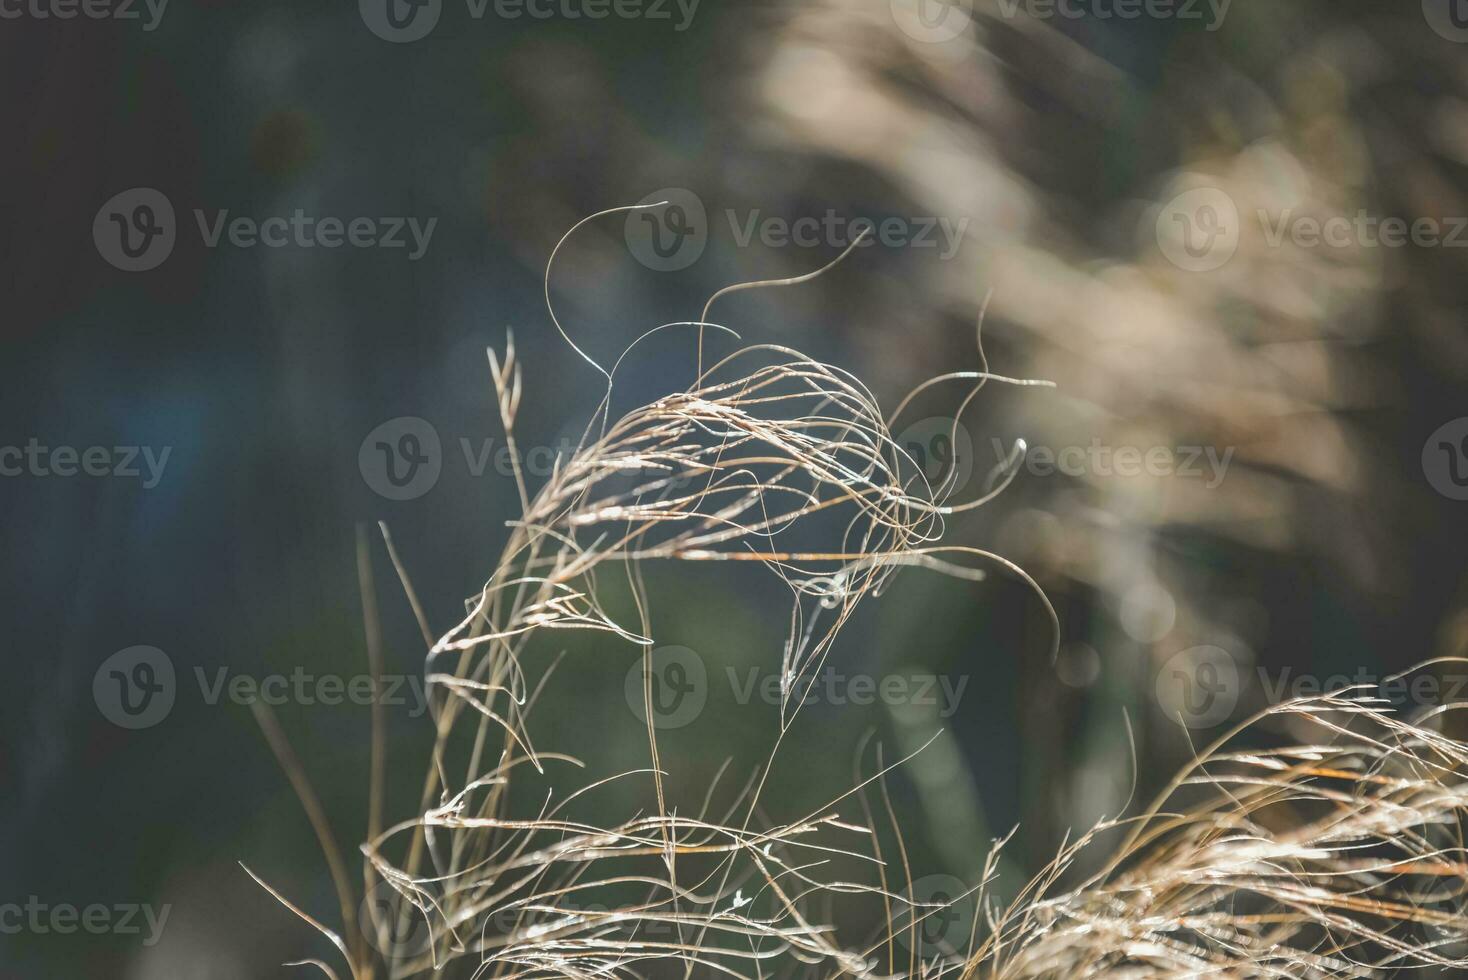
<box><xmin>249</xmin><ymin>206</ymin><xmax>1468</xmax><ymax>980</ymax></box>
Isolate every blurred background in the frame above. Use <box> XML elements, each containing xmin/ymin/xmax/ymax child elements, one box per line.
<box><xmin>4</xmin><ymin>0</ymin><xmax>1468</xmax><ymax>975</ymax></box>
